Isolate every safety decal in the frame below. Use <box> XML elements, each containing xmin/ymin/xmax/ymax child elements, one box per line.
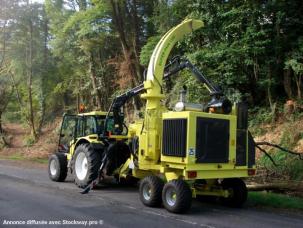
<box><xmin>188</xmin><ymin>148</ymin><xmax>195</xmax><ymax>156</ymax></box>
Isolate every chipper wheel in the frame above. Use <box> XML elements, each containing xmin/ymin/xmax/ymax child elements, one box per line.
<box><xmin>162</xmin><ymin>180</ymin><xmax>192</xmax><ymax>213</ymax></box>
<box><xmin>220</xmin><ymin>178</ymin><xmax>247</xmax><ymax>208</ymax></box>
<box><xmin>48</xmin><ymin>152</ymin><xmax>68</xmax><ymax>182</ymax></box>
<box><xmin>139</xmin><ymin>176</ymin><xmax>164</xmax><ymax>207</ymax></box>
<box><xmin>72</xmin><ymin>144</ymin><xmax>101</xmax><ymax>188</ymax></box>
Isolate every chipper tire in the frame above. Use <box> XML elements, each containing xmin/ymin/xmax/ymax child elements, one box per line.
<box><xmin>220</xmin><ymin>178</ymin><xmax>247</xmax><ymax>208</ymax></box>
<box><xmin>139</xmin><ymin>176</ymin><xmax>164</xmax><ymax>207</ymax></box>
<box><xmin>48</xmin><ymin>152</ymin><xmax>68</xmax><ymax>182</ymax></box>
<box><xmin>72</xmin><ymin>144</ymin><xmax>101</xmax><ymax>188</ymax></box>
<box><xmin>162</xmin><ymin>180</ymin><xmax>192</xmax><ymax>213</ymax></box>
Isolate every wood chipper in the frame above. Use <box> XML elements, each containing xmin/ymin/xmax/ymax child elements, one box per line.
<box><xmin>48</xmin><ymin>19</ymin><xmax>256</xmax><ymax>213</ymax></box>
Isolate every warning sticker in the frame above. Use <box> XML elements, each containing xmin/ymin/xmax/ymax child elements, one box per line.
<box><xmin>188</xmin><ymin>148</ymin><xmax>195</xmax><ymax>156</ymax></box>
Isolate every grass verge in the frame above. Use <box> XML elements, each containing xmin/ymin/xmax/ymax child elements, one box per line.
<box><xmin>30</xmin><ymin>157</ymin><xmax>49</xmax><ymax>164</ymax></box>
<box><xmin>0</xmin><ymin>153</ymin><xmax>48</xmax><ymax>164</ymax></box>
<box><xmin>247</xmin><ymin>191</ymin><xmax>303</xmax><ymax>210</ymax></box>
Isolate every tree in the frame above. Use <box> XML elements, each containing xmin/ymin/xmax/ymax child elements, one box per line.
<box><xmin>2</xmin><ymin>0</ymin><xmax>58</xmax><ymax>140</ymax></box>
<box><xmin>0</xmin><ymin>0</ymin><xmax>19</xmax><ymax>133</ymax></box>
<box><xmin>140</xmin><ymin>0</ymin><xmax>303</xmax><ymax>107</ymax></box>
<box><xmin>285</xmin><ymin>52</ymin><xmax>303</xmax><ymax>100</ymax></box>
<box><xmin>46</xmin><ymin>0</ymin><xmax>119</xmax><ymax>110</ymax></box>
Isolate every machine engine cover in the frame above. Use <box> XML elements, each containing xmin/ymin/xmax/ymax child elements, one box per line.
<box><xmin>195</xmin><ymin>117</ymin><xmax>229</xmax><ymax>163</ymax></box>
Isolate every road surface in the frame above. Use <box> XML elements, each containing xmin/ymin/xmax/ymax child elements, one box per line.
<box><xmin>0</xmin><ymin>159</ymin><xmax>302</xmax><ymax>228</ymax></box>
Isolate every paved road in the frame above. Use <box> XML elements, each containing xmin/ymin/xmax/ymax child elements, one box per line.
<box><xmin>0</xmin><ymin>160</ymin><xmax>302</xmax><ymax>228</ymax></box>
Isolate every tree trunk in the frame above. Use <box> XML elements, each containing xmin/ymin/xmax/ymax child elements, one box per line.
<box><xmin>245</xmin><ymin>67</ymin><xmax>258</xmax><ymax>105</ymax></box>
<box><xmin>0</xmin><ymin>111</ymin><xmax>3</xmax><ymax>134</ymax></box>
<box><xmin>128</xmin><ymin>0</ymin><xmax>143</xmax><ymax>81</ymax></box>
<box><xmin>89</xmin><ymin>53</ymin><xmax>102</xmax><ymax>109</ymax></box>
<box><xmin>267</xmin><ymin>66</ymin><xmax>276</xmax><ymax>122</ymax></box>
<box><xmin>110</xmin><ymin>0</ymin><xmax>142</xmax><ymax>83</ymax></box>
<box><xmin>110</xmin><ymin>0</ymin><xmax>142</xmax><ymax>110</ymax></box>
<box><xmin>37</xmin><ymin>15</ymin><xmax>48</xmax><ymax>134</ymax></box>
<box><xmin>27</xmin><ymin>3</ymin><xmax>37</xmax><ymax>140</ymax></box>
<box><xmin>0</xmin><ymin>89</ymin><xmax>12</xmax><ymax>134</ymax></box>
<box><xmin>9</xmin><ymin>71</ymin><xmax>28</xmax><ymax>124</ymax></box>
<box><xmin>0</xmin><ymin>111</ymin><xmax>8</xmax><ymax>146</ymax></box>
<box><xmin>77</xmin><ymin>90</ymin><xmax>80</xmax><ymax>113</ymax></box>
<box><xmin>283</xmin><ymin>68</ymin><xmax>293</xmax><ymax>99</ymax></box>
<box><xmin>294</xmin><ymin>74</ymin><xmax>302</xmax><ymax>100</ymax></box>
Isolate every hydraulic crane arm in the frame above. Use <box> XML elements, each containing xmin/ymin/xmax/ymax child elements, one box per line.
<box><xmin>104</xmin><ymin>83</ymin><xmax>145</xmax><ymax>135</ymax></box>
<box><xmin>163</xmin><ymin>56</ymin><xmax>232</xmax><ymax>113</ymax></box>
<box><xmin>163</xmin><ymin>56</ymin><xmax>222</xmax><ymax>96</ymax></box>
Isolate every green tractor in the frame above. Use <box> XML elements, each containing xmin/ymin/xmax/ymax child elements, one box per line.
<box><xmin>48</xmin><ymin>111</ymin><xmax>131</xmax><ymax>188</ymax></box>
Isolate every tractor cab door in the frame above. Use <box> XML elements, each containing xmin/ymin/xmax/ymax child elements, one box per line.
<box><xmin>58</xmin><ymin>114</ymin><xmax>77</xmax><ymax>153</ymax></box>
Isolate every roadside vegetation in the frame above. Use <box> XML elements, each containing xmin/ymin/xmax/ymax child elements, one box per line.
<box><xmin>249</xmin><ymin>105</ymin><xmax>303</xmax><ymax>182</ymax></box>
<box><xmin>0</xmin><ymin>153</ymin><xmax>48</xmax><ymax>164</ymax></box>
<box><xmin>247</xmin><ymin>192</ymin><xmax>303</xmax><ymax>211</ymax></box>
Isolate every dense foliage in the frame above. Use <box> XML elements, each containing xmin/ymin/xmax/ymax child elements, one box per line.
<box><xmin>0</xmin><ymin>0</ymin><xmax>302</xmax><ymax>139</ymax></box>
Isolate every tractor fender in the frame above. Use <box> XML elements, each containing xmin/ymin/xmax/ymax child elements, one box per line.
<box><xmin>69</xmin><ymin>139</ymin><xmax>104</xmax><ymax>164</ymax></box>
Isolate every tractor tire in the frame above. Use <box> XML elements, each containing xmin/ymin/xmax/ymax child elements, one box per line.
<box><xmin>220</xmin><ymin>178</ymin><xmax>247</xmax><ymax>208</ymax></box>
<box><xmin>139</xmin><ymin>176</ymin><xmax>164</xmax><ymax>207</ymax></box>
<box><xmin>72</xmin><ymin>144</ymin><xmax>101</xmax><ymax>188</ymax></box>
<box><xmin>48</xmin><ymin>152</ymin><xmax>68</xmax><ymax>182</ymax></box>
<box><xmin>162</xmin><ymin>180</ymin><xmax>192</xmax><ymax>213</ymax></box>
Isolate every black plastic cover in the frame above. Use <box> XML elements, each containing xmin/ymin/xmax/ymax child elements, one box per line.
<box><xmin>237</xmin><ymin>102</ymin><xmax>248</xmax><ymax>129</ymax></box>
<box><xmin>248</xmin><ymin>131</ymin><xmax>256</xmax><ymax>168</ymax></box>
<box><xmin>196</xmin><ymin>117</ymin><xmax>229</xmax><ymax>163</ymax></box>
<box><xmin>236</xmin><ymin>129</ymin><xmax>247</xmax><ymax>166</ymax></box>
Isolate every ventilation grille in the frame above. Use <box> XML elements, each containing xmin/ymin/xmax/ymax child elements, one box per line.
<box><xmin>162</xmin><ymin>119</ymin><xmax>187</xmax><ymax>157</ymax></box>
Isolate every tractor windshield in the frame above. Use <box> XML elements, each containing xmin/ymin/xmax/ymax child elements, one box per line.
<box><xmin>95</xmin><ymin>116</ymin><xmax>106</xmax><ymax>134</ymax></box>
<box><xmin>76</xmin><ymin>115</ymin><xmax>114</xmax><ymax>137</ymax></box>
<box><xmin>96</xmin><ymin>116</ymin><xmax>115</xmax><ymax>134</ymax></box>
<box><xmin>84</xmin><ymin>115</ymin><xmax>107</xmax><ymax>135</ymax></box>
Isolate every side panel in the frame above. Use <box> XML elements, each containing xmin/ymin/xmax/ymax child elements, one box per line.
<box><xmin>248</xmin><ymin>131</ymin><xmax>256</xmax><ymax>168</ymax></box>
<box><xmin>236</xmin><ymin>129</ymin><xmax>247</xmax><ymax>166</ymax></box>
<box><xmin>195</xmin><ymin>117</ymin><xmax>229</xmax><ymax>163</ymax></box>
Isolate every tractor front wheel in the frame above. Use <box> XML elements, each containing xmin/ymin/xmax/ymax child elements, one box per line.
<box><xmin>48</xmin><ymin>152</ymin><xmax>68</xmax><ymax>182</ymax></box>
<box><xmin>162</xmin><ymin>180</ymin><xmax>192</xmax><ymax>213</ymax></box>
<box><xmin>220</xmin><ymin>178</ymin><xmax>247</xmax><ymax>208</ymax></box>
<box><xmin>139</xmin><ymin>176</ymin><xmax>164</xmax><ymax>207</ymax></box>
<box><xmin>72</xmin><ymin>144</ymin><xmax>101</xmax><ymax>188</ymax></box>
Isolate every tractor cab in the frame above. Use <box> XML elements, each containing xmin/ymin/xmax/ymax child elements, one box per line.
<box><xmin>58</xmin><ymin>111</ymin><xmax>112</xmax><ymax>153</ymax></box>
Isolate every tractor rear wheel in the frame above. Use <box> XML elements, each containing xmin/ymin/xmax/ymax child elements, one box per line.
<box><xmin>139</xmin><ymin>176</ymin><xmax>164</xmax><ymax>207</ymax></box>
<box><xmin>72</xmin><ymin>144</ymin><xmax>101</xmax><ymax>188</ymax></box>
<box><xmin>48</xmin><ymin>152</ymin><xmax>68</xmax><ymax>182</ymax></box>
<box><xmin>162</xmin><ymin>180</ymin><xmax>192</xmax><ymax>213</ymax></box>
<box><xmin>220</xmin><ymin>178</ymin><xmax>247</xmax><ymax>207</ymax></box>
